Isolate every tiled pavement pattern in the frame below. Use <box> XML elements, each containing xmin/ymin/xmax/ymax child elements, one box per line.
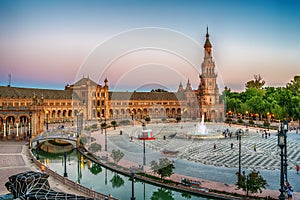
<box><xmin>0</xmin><ymin>141</ymin><xmax>87</xmax><ymax>197</ymax></box>
<box><xmin>125</xmin><ymin>123</ymin><xmax>300</xmax><ymax>170</ymax></box>
<box><xmin>0</xmin><ymin>142</ymin><xmax>30</xmax><ymax>195</ymax></box>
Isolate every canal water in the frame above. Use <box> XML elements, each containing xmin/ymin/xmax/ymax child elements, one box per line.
<box><xmin>33</xmin><ymin>149</ymin><xmax>216</xmax><ymax>200</ymax></box>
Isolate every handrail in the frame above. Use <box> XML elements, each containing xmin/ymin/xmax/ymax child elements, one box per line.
<box><xmin>28</xmin><ymin>149</ymin><xmax>117</xmax><ymax>200</ymax></box>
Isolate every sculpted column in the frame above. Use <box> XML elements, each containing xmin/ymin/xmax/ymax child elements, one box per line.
<box><xmin>7</xmin><ymin>124</ymin><xmax>11</xmax><ymax>140</ymax></box>
<box><xmin>16</xmin><ymin>122</ymin><xmax>19</xmax><ymax>142</ymax></box>
<box><xmin>3</xmin><ymin>123</ymin><xmax>6</xmax><ymax>141</ymax></box>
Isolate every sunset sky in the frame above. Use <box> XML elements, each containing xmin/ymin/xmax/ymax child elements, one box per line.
<box><xmin>0</xmin><ymin>0</ymin><xmax>299</xmax><ymax>92</ymax></box>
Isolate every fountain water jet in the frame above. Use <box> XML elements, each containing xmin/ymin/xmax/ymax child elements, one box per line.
<box><xmin>195</xmin><ymin>115</ymin><xmax>207</xmax><ymax>135</ymax></box>
<box><xmin>191</xmin><ymin>115</ymin><xmax>224</xmax><ymax>139</ymax></box>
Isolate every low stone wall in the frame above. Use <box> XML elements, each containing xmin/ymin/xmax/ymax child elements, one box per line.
<box><xmin>28</xmin><ymin>148</ymin><xmax>117</xmax><ymax>200</ymax></box>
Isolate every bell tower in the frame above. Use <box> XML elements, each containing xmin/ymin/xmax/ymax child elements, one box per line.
<box><xmin>198</xmin><ymin>27</ymin><xmax>222</xmax><ymax>121</ymax></box>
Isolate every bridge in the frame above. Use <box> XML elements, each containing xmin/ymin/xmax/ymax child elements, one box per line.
<box><xmin>31</xmin><ymin>130</ymin><xmax>78</xmax><ymax>149</ymax></box>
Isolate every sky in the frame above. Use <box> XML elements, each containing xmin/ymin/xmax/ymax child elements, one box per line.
<box><xmin>0</xmin><ymin>0</ymin><xmax>299</xmax><ymax>92</ymax></box>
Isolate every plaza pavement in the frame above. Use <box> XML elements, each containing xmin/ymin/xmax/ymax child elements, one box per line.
<box><xmin>89</xmin><ymin>122</ymin><xmax>300</xmax><ymax>200</ymax></box>
<box><xmin>2</xmin><ymin>122</ymin><xmax>300</xmax><ymax>199</ymax></box>
<box><xmin>0</xmin><ymin>140</ymin><xmax>87</xmax><ymax>197</ymax></box>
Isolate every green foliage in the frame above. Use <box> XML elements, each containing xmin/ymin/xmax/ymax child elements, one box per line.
<box><xmin>225</xmin><ymin>118</ymin><xmax>232</xmax><ymax>123</ymax></box>
<box><xmin>145</xmin><ymin>116</ymin><xmax>151</xmax><ymax>122</ymax></box>
<box><xmin>91</xmin><ymin>124</ymin><xmax>98</xmax><ymax>129</ymax></box>
<box><xmin>150</xmin><ymin>88</ymin><xmax>168</xmax><ymax>92</ymax></box>
<box><xmin>238</xmin><ymin>118</ymin><xmax>244</xmax><ymax>124</ymax></box>
<box><xmin>175</xmin><ymin>116</ymin><xmax>181</xmax><ymax>123</ymax></box>
<box><xmin>88</xmin><ymin>163</ymin><xmax>102</xmax><ymax>175</ymax></box>
<box><xmin>236</xmin><ymin>170</ymin><xmax>267</xmax><ymax>196</ymax></box>
<box><xmin>88</xmin><ymin>142</ymin><xmax>102</xmax><ymax>153</ymax></box>
<box><xmin>110</xmin><ymin>149</ymin><xmax>124</xmax><ymax>164</ymax></box>
<box><xmin>225</xmin><ymin>75</ymin><xmax>300</xmax><ymax>121</ymax></box>
<box><xmin>151</xmin><ymin>188</ymin><xmax>174</xmax><ymax>200</ymax></box>
<box><xmin>181</xmin><ymin>192</ymin><xmax>192</xmax><ymax>199</ymax></box>
<box><xmin>111</xmin><ymin>120</ymin><xmax>117</xmax><ymax>130</ymax></box>
<box><xmin>150</xmin><ymin>158</ymin><xmax>175</xmax><ymax>179</ymax></box>
<box><xmin>263</xmin><ymin>120</ymin><xmax>270</xmax><ymax>127</ymax></box>
<box><xmin>249</xmin><ymin>119</ymin><xmax>254</xmax><ymax>125</ymax></box>
<box><xmin>110</xmin><ymin>174</ymin><xmax>125</xmax><ymax>188</ymax></box>
<box><xmin>80</xmin><ymin>137</ymin><xmax>87</xmax><ymax>145</ymax></box>
<box><xmin>161</xmin><ymin>117</ymin><xmax>166</xmax><ymax>122</ymax></box>
<box><xmin>245</xmin><ymin>74</ymin><xmax>265</xmax><ymax>90</ymax></box>
<box><xmin>101</xmin><ymin>122</ymin><xmax>107</xmax><ymax>129</ymax></box>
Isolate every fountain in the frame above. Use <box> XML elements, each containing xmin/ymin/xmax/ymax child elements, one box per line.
<box><xmin>195</xmin><ymin>115</ymin><xmax>207</xmax><ymax>135</ymax></box>
<box><xmin>191</xmin><ymin>115</ymin><xmax>224</xmax><ymax>139</ymax></box>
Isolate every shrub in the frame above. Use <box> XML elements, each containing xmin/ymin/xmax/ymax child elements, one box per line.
<box><xmin>91</xmin><ymin>124</ymin><xmax>98</xmax><ymax>129</ymax></box>
<box><xmin>145</xmin><ymin>116</ymin><xmax>151</xmax><ymax>122</ymax></box>
<box><xmin>263</xmin><ymin>120</ymin><xmax>270</xmax><ymax>127</ymax></box>
<box><xmin>238</xmin><ymin>118</ymin><xmax>244</xmax><ymax>124</ymax></box>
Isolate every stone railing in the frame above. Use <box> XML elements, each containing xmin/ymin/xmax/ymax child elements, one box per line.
<box><xmin>28</xmin><ymin>149</ymin><xmax>117</xmax><ymax>200</ymax></box>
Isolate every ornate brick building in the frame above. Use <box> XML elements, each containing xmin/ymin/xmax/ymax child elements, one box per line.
<box><xmin>0</xmin><ymin>29</ymin><xmax>224</xmax><ymax>141</ymax></box>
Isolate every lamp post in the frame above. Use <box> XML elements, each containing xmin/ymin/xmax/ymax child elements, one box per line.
<box><xmin>29</xmin><ymin>111</ymin><xmax>32</xmax><ymax>149</ymax></box>
<box><xmin>236</xmin><ymin>128</ymin><xmax>244</xmax><ymax>180</ymax></box>
<box><xmin>278</xmin><ymin>127</ymin><xmax>286</xmax><ymax>200</ymax></box>
<box><xmin>63</xmin><ymin>152</ymin><xmax>68</xmax><ymax>177</ymax></box>
<box><xmin>131</xmin><ymin>169</ymin><xmax>135</xmax><ymax>200</ymax></box>
<box><xmin>105</xmin><ymin>117</ymin><xmax>107</xmax><ymax>151</ymax></box>
<box><xmin>45</xmin><ymin>110</ymin><xmax>49</xmax><ymax>131</ymax></box>
<box><xmin>142</xmin><ymin>123</ymin><xmax>146</xmax><ymax>165</ymax></box>
<box><xmin>283</xmin><ymin>120</ymin><xmax>288</xmax><ymax>181</ymax></box>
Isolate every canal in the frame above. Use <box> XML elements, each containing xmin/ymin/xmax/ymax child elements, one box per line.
<box><xmin>33</xmin><ymin>149</ymin><xmax>217</xmax><ymax>200</ymax></box>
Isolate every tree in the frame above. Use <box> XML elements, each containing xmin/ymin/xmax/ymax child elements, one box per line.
<box><xmin>101</xmin><ymin>122</ymin><xmax>107</xmax><ymax>133</ymax></box>
<box><xmin>111</xmin><ymin>120</ymin><xmax>117</xmax><ymax>130</ymax></box>
<box><xmin>236</xmin><ymin>170</ymin><xmax>267</xmax><ymax>197</ymax></box>
<box><xmin>145</xmin><ymin>116</ymin><xmax>151</xmax><ymax>122</ymax></box>
<box><xmin>150</xmin><ymin>158</ymin><xmax>175</xmax><ymax>180</ymax></box>
<box><xmin>110</xmin><ymin>149</ymin><xmax>124</xmax><ymax>164</ymax></box>
<box><xmin>80</xmin><ymin>137</ymin><xmax>87</xmax><ymax>145</ymax></box>
<box><xmin>88</xmin><ymin>142</ymin><xmax>102</xmax><ymax>153</ymax></box>
<box><xmin>245</xmin><ymin>74</ymin><xmax>265</xmax><ymax>89</ymax></box>
<box><xmin>150</xmin><ymin>88</ymin><xmax>168</xmax><ymax>92</ymax></box>
<box><xmin>286</xmin><ymin>75</ymin><xmax>300</xmax><ymax>96</ymax></box>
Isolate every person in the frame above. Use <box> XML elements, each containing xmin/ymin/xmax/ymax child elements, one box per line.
<box><xmin>253</xmin><ymin>144</ymin><xmax>256</xmax><ymax>152</ymax></box>
<box><xmin>296</xmin><ymin>164</ymin><xmax>300</xmax><ymax>174</ymax></box>
<box><xmin>230</xmin><ymin>143</ymin><xmax>233</xmax><ymax>149</ymax></box>
<box><xmin>286</xmin><ymin>181</ymin><xmax>293</xmax><ymax>200</ymax></box>
<box><xmin>214</xmin><ymin>143</ymin><xmax>216</xmax><ymax>149</ymax></box>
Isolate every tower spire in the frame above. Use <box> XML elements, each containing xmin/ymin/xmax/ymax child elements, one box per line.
<box><xmin>204</xmin><ymin>26</ymin><xmax>212</xmax><ymax>49</ymax></box>
<box><xmin>206</xmin><ymin>26</ymin><xmax>209</xmax><ymax>37</ymax></box>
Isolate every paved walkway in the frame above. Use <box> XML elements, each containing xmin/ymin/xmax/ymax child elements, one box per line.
<box><xmin>88</xmin><ymin>122</ymin><xmax>300</xmax><ymax>199</ymax></box>
<box><xmin>0</xmin><ymin>141</ymin><xmax>87</xmax><ymax>197</ymax></box>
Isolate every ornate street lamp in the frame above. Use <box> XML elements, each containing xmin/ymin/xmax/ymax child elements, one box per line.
<box><xmin>278</xmin><ymin>128</ymin><xmax>286</xmax><ymax>200</ymax></box>
<box><xmin>29</xmin><ymin>111</ymin><xmax>32</xmax><ymax>149</ymax></box>
<box><xmin>131</xmin><ymin>169</ymin><xmax>135</xmax><ymax>200</ymax></box>
<box><xmin>139</xmin><ymin>123</ymin><xmax>155</xmax><ymax>165</ymax></box>
<box><xmin>283</xmin><ymin>120</ymin><xmax>288</xmax><ymax>181</ymax></box>
<box><xmin>104</xmin><ymin>117</ymin><xmax>107</xmax><ymax>151</ymax></box>
<box><xmin>63</xmin><ymin>152</ymin><xmax>68</xmax><ymax>177</ymax></box>
<box><xmin>236</xmin><ymin>128</ymin><xmax>244</xmax><ymax>180</ymax></box>
<box><xmin>45</xmin><ymin>110</ymin><xmax>49</xmax><ymax>131</ymax></box>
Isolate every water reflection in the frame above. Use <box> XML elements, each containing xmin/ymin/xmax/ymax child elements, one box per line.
<box><xmin>110</xmin><ymin>174</ymin><xmax>125</xmax><ymax>188</ymax></box>
<box><xmin>151</xmin><ymin>188</ymin><xmax>174</xmax><ymax>200</ymax></box>
<box><xmin>33</xmin><ymin>149</ymin><xmax>215</xmax><ymax>200</ymax></box>
<box><xmin>89</xmin><ymin>163</ymin><xmax>102</xmax><ymax>175</ymax></box>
